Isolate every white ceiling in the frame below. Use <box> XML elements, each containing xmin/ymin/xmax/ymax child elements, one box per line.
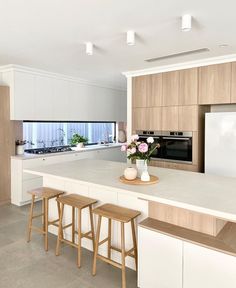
<box><xmin>0</xmin><ymin>0</ymin><xmax>236</xmax><ymax>90</ymax></box>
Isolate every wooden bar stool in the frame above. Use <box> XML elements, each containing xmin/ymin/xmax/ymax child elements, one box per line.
<box><xmin>92</xmin><ymin>204</ymin><xmax>141</xmax><ymax>288</ymax></box>
<box><xmin>27</xmin><ymin>187</ymin><xmax>64</xmax><ymax>251</ymax></box>
<box><xmin>56</xmin><ymin>193</ymin><xmax>97</xmax><ymax>268</ymax></box>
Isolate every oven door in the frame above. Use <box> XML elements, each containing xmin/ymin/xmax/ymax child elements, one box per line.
<box><xmin>138</xmin><ymin>136</ymin><xmax>162</xmax><ymax>158</ymax></box>
<box><xmin>161</xmin><ymin>136</ymin><xmax>192</xmax><ymax>162</ymax></box>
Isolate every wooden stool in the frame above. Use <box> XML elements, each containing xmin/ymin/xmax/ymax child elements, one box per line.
<box><xmin>56</xmin><ymin>193</ymin><xmax>97</xmax><ymax>268</ymax></box>
<box><xmin>92</xmin><ymin>204</ymin><xmax>141</xmax><ymax>288</ymax></box>
<box><xmin>27</xmin><ymin>187</ymin><xmax>64</xmax><ymax>251</ymax></box>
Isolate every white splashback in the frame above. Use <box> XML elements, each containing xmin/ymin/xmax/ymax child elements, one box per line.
<box><xmin>205</xmin><ymin>112</ymin><xmax>236</xmax><ymax>178</ymax></box>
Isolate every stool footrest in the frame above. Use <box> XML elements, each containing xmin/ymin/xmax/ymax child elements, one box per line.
<box><xmin>63</xmin><ymin>223</ymin><xmax>73</xmax><ymax>229</ymax></box>
<box><xmin>75</xmin><ymin>230</ymin><xmax>93</xmax><ymax>240</ymax></box>
<box><xmin>97</xmin><ymin>254</ymin><xmax>122</xmax><ymax>269</ymax></box>
<box><xmin>98</xmin><ymin>237</ymin><xmax>109</xmax><ymax>246</ymax></box>
<box><xmin>48</xmin><ymin>219</ymin><xmax>59</xmax><ymax>225</ymax></box>
<box><xmin>32</xmin><ymin>213</ymin><xmax>44</xmax><ymax>219</ymax></box>
<box><xmin>110</xmin><ymin>246</ymin><xmax>135</xmax><ymax>258</ymax></box>
<box><xmin>60</xmin><ymin>238</ymin><xmax>78</xmax><ymax>249</ymax></box>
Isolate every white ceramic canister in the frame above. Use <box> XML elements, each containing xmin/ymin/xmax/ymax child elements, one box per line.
<box><xmin>124</xmin><ymin>167</ymin><xmax>137</xmax><ymax>180</ymax></box>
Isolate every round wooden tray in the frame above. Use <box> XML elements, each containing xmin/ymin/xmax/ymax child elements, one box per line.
<box><xmin>119</xmin><ymin>175</ymin><xmax>159</xmax><ymax>185</ymax></box>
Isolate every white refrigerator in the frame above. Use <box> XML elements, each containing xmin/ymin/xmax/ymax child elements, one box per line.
<box><xmin>205</xmin><ymin>112</ymin><xmax>236</xmax><ymax>178</ymax></box>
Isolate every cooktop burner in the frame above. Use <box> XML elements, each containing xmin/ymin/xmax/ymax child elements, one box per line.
<box><xmin>25</xmin><ymin>146</ymin><xmax>72</xmax><ymax>154</ymax></box>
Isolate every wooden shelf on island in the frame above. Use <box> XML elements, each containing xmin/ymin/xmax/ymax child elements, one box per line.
<box><xmin>139</xmin><ymin>217</ymin><xmax>236</xmax><ymax>257</ymax></box>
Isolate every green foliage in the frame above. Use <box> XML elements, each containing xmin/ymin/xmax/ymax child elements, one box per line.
<box><xmin>70</xmin><ymin>133</ymin><xmax>88</xmax><ymax>145</ymax></box>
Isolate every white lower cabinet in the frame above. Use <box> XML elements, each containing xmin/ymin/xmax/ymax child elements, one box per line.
<box><xmin>138</xmin><ymin>227</ymin><xmax>236</xmax><ymax>288</ymax></box>
<box><xmin>138</xmin><ymin>227</ymin><xmax>183</xmax><ymax>288</ymax></box>
<box><xmin>183</xmin><ymin>242</ymin><xmax>236</xmax><ymax>288</ymax></box>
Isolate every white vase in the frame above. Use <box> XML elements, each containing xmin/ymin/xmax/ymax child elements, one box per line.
<box><xmin>136</xmin><ymin>159</ymin><xmax>148</xmax><ymax>178</ymax></box>
<box><xmin>124</xmin><ymin>167</ymin><xmax>137</xmax><ymax>180</ymax></box>
<box><xmin>16</xmin><ymin>145</ymin><xmax>24</xmax><ymax>155</ymax></box>
<box><xmin>76</xmin><ymin>143</ymin><xmax>84</xmax><ymax>148</ymax></box>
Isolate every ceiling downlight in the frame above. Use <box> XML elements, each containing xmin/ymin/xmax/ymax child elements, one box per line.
<box><xmin>145</xmin><ymin>48</ymin><xmax>210</xmax><ymax>63</ymax></box>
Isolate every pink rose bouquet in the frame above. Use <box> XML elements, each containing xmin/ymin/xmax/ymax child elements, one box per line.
<box><xmin>121</xmin><ymin>135</ymin><xmax>160</xmax><ymax>161</ymax></box>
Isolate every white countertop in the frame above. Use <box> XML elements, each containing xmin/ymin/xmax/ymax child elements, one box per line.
<box><xmin>12</xmin><ymin>143</ymin><xmax>123</xmax><ymax>160</ymax></box>
<box><xmin>24</xmin><ymin>159</ymin><xmax>236</xmax><ymax>222</ymax></box>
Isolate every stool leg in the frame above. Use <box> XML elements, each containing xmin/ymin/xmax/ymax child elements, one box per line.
<box><xmin>44</xmin><ymin>198</ymin><xmax>49</xmax><ymax>251</ymax></box>
<box><xmin>72</xmin><ymin>207</ymin><xmax>75</xmax><ymax>244</ymax></box>
<box><xmin>77</xmin><ymin>208</ymin><xmax>82</xmax><ymax>268</ymax></box>
<box><xmin>131</xmin><ymin>219</ymin><xmax>138</xmax><ymax>271</ymax></box>
<box><xmin>56</xmin><ymin>203</ymin><xmax>64</xmax><ymax>256</ymax></box>
<box><xmin>121</xmin><ymin>222</ymin><xmax>126</xmax><ymax>288</ymax></box>
<box><xmin>27</xmin><ymin>195</ymin><xmax>35</xmax><ymax>242</ymax></box>
<box><xmin>92</xmin><ymin>215</ymin><xmax>102</xmax><ymax>276</ymax></box>
<box><xmin>108</xmin><ymin>218</ymin><xmax>112</xmax><ymax>259</ymax></box>
<box><xmin>42</xmin><ymin>198</ymin><xmax>45</xmax><ymax>232</ymax></box>
<box><xmin>89</xmin><ymin>205</ymin><xmax>95</xmax><ymax>251</ymax></box>
<box><xmin>56</xmin><ymin>196</ymin><xmax>63</xmax><ymax>239</ymax></box>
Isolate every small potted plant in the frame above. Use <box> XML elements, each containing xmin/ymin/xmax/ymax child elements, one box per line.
<box><xmin>15</xmin><ymin>140</ymin><xmax>26</xmax><ymax>155</ymax></box>
<box><xmin>70</xmin><ymin>133</ymin><xmax>88</xmax><ymax>148</ymax></box>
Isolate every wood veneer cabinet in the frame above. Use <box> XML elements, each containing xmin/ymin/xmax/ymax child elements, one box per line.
<box><xmin>161</xmin><ymin>106</ymin><xmax>179</xmax><ymax>131</ymax></box>
<box><xmin>0</xmin><ymin>86</ymin><xmax>22</xmax><ymax>205</ymax></box>
<box><xmin>178</xmin><ymin>105</ymin><xmax>198</xmax><ymax>132</ymax></box>
<box><xmin>162</xmin><ymin>71</ymin><xmax>179</xmax><ymax>106</ymax></box>
<box><xmin>147</xmin><ymin>74</ymin><xmax>162</xmax><ymax>107</ymax></box>
<box><xmin>179</xmin><ymin>68</ymin><xmax>198</xmax><ymax>105</ymax></box>
<box><xmin>231</xmin><ymin>62</ymin><xmax>236</xmax><ymax>103</ymax></box>
<box><xmin>198</xmin><ymin>63</ymin><xmax>231</xmax><ymax>104</ymax></box>
<box><xmin>149</xmin><ymin>107</ymin><xmax>162</xmax><ymax>130</ymax></box>
<box><xmin>132</xmin><ymin>108</ymin><xmax>149</xmax><ymax>131</ymax></box>
<box><xmin>132</xmin><ymin>75</ymin><xmax>151</xmax><ymax>107</ymax></box>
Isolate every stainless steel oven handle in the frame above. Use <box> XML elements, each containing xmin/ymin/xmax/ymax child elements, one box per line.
<box><xmin>162</xmin><ymin>137</ymin><xmax>191</xmax><ymax>140</ymax></box>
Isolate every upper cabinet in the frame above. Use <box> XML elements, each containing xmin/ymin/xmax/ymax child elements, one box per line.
<box><xmin>231</xmin><ymin>62</ymin><xmax>236</xmax><ymax>103</ymax></box>
<box><xmin>198</xmin><ymin>63</ymin><xmax>231</xmax><ymax>104</ymax></box>
<box><xmin>132</xmin><ymin>75</ymin><xmax>150</xmax><ymax>107</ymax></box>
<box><xmin>0</xmin><ymin>67</ymin><xmax>126</xmax><ymax>121</ymax></box>
<box><xmin>148</xmin><ymin>74</ymin><xmax>162</xmax><ymax>107</ymax></box>
<box><xmin>179</xmin><ymin>68</ymin><xmax>198</xmax><ymax>105</ymax></box>
<box><xmin>162</xmin><ymin>71</ymin><xmax>179</xmax><ymax>106</ymax></box>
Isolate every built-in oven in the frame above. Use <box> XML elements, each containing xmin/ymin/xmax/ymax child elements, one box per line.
<box><xmin>161</xmin><ymin>131</ymin><xmax>192</xmax><ymax>163</ymax></box>
<box><xmin>137</xmin><ymin>131</ymin><xmax>193</xmax><ymax>163</ymax></box>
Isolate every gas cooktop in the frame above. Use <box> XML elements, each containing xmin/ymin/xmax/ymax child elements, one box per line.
<box><xmin>25</xmin><ymin>146</ymin><xmax>72</xmax><ymax>154</ymax></box>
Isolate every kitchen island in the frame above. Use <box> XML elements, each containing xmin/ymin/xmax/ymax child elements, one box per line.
<box><xmin>24</xmin><ymin>159</ymin><xmax>236</xmax><ymax>288</ymax></box>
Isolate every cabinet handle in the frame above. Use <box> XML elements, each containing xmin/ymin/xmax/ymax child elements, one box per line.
<box><xmin>43</xmin><ymin>158</ymin><xmax>46</xmax><ymax>161</ymax></box>
<box><xmin>137</xmin><ymin>197</ymin><xmax>149</xmax><ymax>202</ymax></box>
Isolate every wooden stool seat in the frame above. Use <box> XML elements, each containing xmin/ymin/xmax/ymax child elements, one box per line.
<box><xmin>57</xmin><ymin>194</ymin><xmax>97</xmax><ymax>209</ymax></box>
<box><xmin>93</xmin><ymin>203</ymin><xmax>141</xmax><ymax>223</ymax></box>
<box><xmin>28</xmin><ymin>187</ymin><xmax>64</xmax><ymax>199</ymax></box>
<box><xmin>27</xmin><ymin>187</ymin><xmax>64</xmax><ymax>251</ymax></box>
<box><xmin>92</xmin><ymin>203</ymin><xmax>141</xmax><ymax>288</ymax></box>
<box><xmin>56</xmin><ymin>193</ymin><xmax>97</xmax><ymax>268</ymax></box>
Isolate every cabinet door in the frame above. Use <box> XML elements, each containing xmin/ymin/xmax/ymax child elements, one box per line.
<box><xmin>34</xmin><ymin>75</ymin><xmax>53</xmax><ymax>120</ymax></box>
<box><xmin>162</xmin><ymin>71</ymin><xmax>179</xmax><ymax>106</ymax></box>
<box><xmin>178</xmin><ymin>105</ymin><xmax>198</xmax><ymax>131</ymax></box>
<box><xmin>184</xmin><ymin>242</ymin><xmax>236</xmax><ymax>288</ymax></box>
<box><xmin>149</xmin><ymin>107</ymin><xmax>162</xmax><ymax>130</ymax></box>
<box><xmin>132</xmin><ymin>108</ymin><xmax>149</xmax><ymax>132</ymax></box>
<box><xmin>179</xmin><ymin>68</ymin><xmax>198</xmax><ymax>105</ymax></box>
<box><xmin>147</xmin><ymin>74</ymin><xmax>162</xmax><ymax>107</ymax></box>
<box><xmin>52</xmin><ymin>78</ymin><xmax>69</xmax><ymax>120</ymax></box>
<box><xmin>162</xmin><ymin>106</ymin><xmax>178</xmax><ymax>131</ymax></box>
<box><xmin>138</xmin><ymin>227</ymin><xmax>183</xmax><ymax>288</ymax></box>
<box><xmin>132</xmin><ymin>75</ymin><xmax>151</xmax><ymax>107</ymax></box>
<box><xmin>231</xmin><ymin>62</ymin><xmax>236</xmax><ymax>103</ymax></box>
<box><xmin>13</xmin><ymin>71</ymin><xmax>35</xmax><ymax>120</ymax></box>
<box><xmin>199</xmin><ymin>63</ymin><xmax>231</xmax><ymax>104</ymax></box>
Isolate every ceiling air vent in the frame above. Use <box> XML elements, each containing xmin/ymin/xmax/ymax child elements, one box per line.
<box><xmin>145</xmin><ymin>48</ymin><xmax>210</xmax><ymax>63</ymax></box>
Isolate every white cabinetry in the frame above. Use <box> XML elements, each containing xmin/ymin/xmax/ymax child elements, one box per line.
<box><xmin>0</xmin><ymin>66</ymin><xmax>126</xmax><ymax>121</ymax></box>
<box><xmin>138</xmin><ymin>227</ymin><xmax>183</xmax><ymax>288</ymax></box>
<box><xmin>184</xmin><ymin>242</ymin><xmax>236</xmax><ymax>288</ymax></box>
<box><xmin>138</xmin><ymin>226</ymin><xmax>236</xmax><ymax>288</ymax></box>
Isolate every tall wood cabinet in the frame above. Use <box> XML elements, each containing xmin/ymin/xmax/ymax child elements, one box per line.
<box><xmin>198</xmin><ymin>63</ymin><xmax>231</xmax><ymax>104</ymax></box>
<box><xmin>162</xmin><ymin>71</ymin><xmax>179</xmax><ymax>106</ymax></box>
<box><xmin>0</xmin><ymin>86</ymin><xmax>22</xmax><ymax>205</ymax></box>
<box><xmin>179</xmin><ymin>68</ymin><xmax>198</xmax><ymax>105</ymax></box>
<box><xmin>231</xmin><ymin>62</ymin><xmax>236</xmax><ymax>103</ymax></box>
